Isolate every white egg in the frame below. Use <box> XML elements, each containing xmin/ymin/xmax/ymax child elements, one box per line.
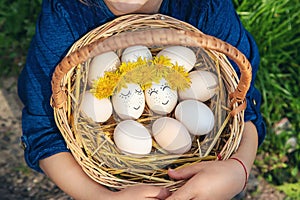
<box><xmin>157</xmin><ymin>46</ymin><xmax>196</xmax><ymax>72</ymax></box>
<box><xmin>114</xmin><ymin>120</ymin><xmax>152</xmax><ymax>155</ymax></box>
<box><xmin>152</xmin><ymin>117</ymin><xmax>192</xmax><ymax>154</ymax></box>
<box><xmin>179</xmin><ymin>70</ymin><xmax>218</xmax><ymax>102</ymax></box>
<box><xmin>145</xmin><ymin>79</ymin><xmax>178</xmax><ymax>115</ymax></box>
<box><xmin>80</xmin><ymin>91</ymin><xmax>113</xmax><ymax>122</ymax></box>
<box><xmin>112</xmin><ymin>83</ymin><xmax>145</xmax><ymax>120</ymax></box>
<box><xmin>88</xmin><ymin>51</ymin><xmax>120</xmax><ymax>87</ymax></box>
<box><xmin>175</xmin><ymin>100</ymin><xmax>215</xmax><ymax>136</ymax></box>
<box><xmin>121</xmin><ymin>45</ymin><xmax>152</xmax><ymax>63</ymax></box>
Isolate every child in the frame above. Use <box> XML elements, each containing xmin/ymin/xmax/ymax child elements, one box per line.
<box><xmin>18</xmin><ymin>0</ymin><xmax>266</xmax><ymax>199</ymax></box>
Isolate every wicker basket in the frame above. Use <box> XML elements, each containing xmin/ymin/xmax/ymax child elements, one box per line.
<box><xmin>51</xmin><ymin>14</ymin><xmax>251</xmax><ymax>190</ymax></box>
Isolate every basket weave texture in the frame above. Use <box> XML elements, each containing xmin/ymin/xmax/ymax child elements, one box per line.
<box><xmin>51</xmin><ymin>14</ymin><xmax>252</xmax><ymax>190</ymax></box>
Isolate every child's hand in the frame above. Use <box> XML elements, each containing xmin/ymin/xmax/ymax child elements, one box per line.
<box><xmin>165</xmin><ymin>159</ymin><xmax>246</xmax><ymax>200</ymax></box>
<box><xmin>113</xmin><ymin>184</ymin><xmax>171</xmax><ymax>200</ymax></box>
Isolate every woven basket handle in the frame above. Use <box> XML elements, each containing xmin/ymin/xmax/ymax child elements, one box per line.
<box><xmin>52</xmin><ymin>28</ymin><xmax>251</xmax><ymax>108</ymax></box>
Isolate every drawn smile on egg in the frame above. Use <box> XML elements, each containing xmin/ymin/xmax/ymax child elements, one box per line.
<box><xmin>162</xmin><ymin>100</ymin><xmax>169</xmax><ymax>105</ymax></box>
<box><xmin>133</xmin><ymin>105</ymin><xmax>141</xmax><ymax>110</ymax></box>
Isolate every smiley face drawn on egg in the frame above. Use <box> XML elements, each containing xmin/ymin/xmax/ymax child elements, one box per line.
<box><xmin>112</xmin><ymin>83</ymin><xmax>145</xmax><ymax>120</ymax></box>
<box><xmin>145</xmin><ymin>79</ymin><xmax>178</xmax><ymax>115</ymax></box>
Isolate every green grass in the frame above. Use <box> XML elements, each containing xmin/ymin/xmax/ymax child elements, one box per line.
<box><xmin>0</xmin><ymin>0</ymin><xmax>299</xmax><ymax>189</ymax></box>
<box><xmin>0</xmin><ymin>0</ymin><xmax>41</xmax><ymax>76</ymax></box>
<box><xmin>276</xmin><ymin>182</ymin><xmax>300</xmax><ymax>199</ymax></box>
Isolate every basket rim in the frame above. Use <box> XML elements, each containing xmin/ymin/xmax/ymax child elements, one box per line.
<box><xmin>51</xmin><ymin>14</ymin><xmax>251</xmax><ymax>110</ymax></box>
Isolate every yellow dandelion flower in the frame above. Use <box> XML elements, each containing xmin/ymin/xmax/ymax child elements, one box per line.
<box><xmin>152</xmin><ymin>55</ymin><xmax>172</xmax><ymax>67</ymax></box>
<box><xmin>91</xmin><ymin>55</ymin><xmax>191</xmax><ymax>100</ymax></box>
<box><xmin>91</xmin><ymin>71</ymin><xmax>120</xmax><ymax>99</ymax></box>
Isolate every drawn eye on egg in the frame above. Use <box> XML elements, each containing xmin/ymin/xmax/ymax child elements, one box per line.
<box><xmin>118</xmin><ymin>90</ymin><xmax>131</xmax><ymax>98</ymax></box>
<box><xmin>134</xmin><ymin>88</ymin><xmax>143</xmax><ymax>95</ymax></box>
<box><xmin>112</xmin><ymin>83</ymin><xmax>145</xmax><ymax>120</ymax></box>
<box><xmin>147</xmin><ymin>88</ymin><xmax>158</xmax><ymax>96</ymax></box>
<box><xmin>145</xmin><ymin>79</ymin><xmax>178</xmax><ymax>115</ymax></box>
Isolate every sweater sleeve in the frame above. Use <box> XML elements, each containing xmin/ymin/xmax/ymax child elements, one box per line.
<box><xmin>18</xmin><ymin>0</ymin><xmax>79</xmax><ymax>172</ymax></box>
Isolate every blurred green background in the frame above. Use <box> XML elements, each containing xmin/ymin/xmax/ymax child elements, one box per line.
<box><xmin>0</xmin><ymin>0</ymin><xmax>299</xmax><ymax>198</ymax></box>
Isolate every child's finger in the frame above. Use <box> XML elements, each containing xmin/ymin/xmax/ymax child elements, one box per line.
<box><xmin>165</xmin><ymin>185</ymin><xmax>194</xmax><ymax>200</ymax></box>
<box><xmin>167</xmin><ymin>162</ymin><xmax>208</xmax><ymax>180</ymax></box>
<box><xmin>135</xmin><ymin>185</ymin><xmax>170</xmax><ymax>199</ymax></box>
<box><xmin>153</xmin><ymin>187</ymin><xmax>171</xmax><ymax>199</ymax></box>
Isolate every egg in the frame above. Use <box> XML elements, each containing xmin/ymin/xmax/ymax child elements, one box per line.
<box><xmin>157</xmin><ymin>46</ymin><xmax>196</xmax><ymax>72</ymax></box>
<box><xmin>80</xmin><ymin>91</ymin><xmax>113</xmax><ymax>122</ymax></box>
<box><xmin>121</xmin><ymin>45</ymin><xmax>152</xmax><ymax>63</ymax></box>
<box><xmin>114</xmin><ymin>120</ymin><xmax>152</xmax><ymax>155</ymax></box>
<box><xmin>88</xmin><ymin>51</ymin><xmax>120</xmax><ymax>87</ymax></box>
<box><xmin>175</xmin><ymin>100</ymin><xmax>215</xmax><ymax>136</ymax></box>
<box><xmin>152</xmin><ymin>117</ymin><xmax>192</xmax><ymax>154</ymax></box>
<box><xmin>145</xmin><ymin>79</ymin><xmax>178</xmax><ymax>115</ymax></box>
<box><xmin>112</xmin><ymin>83</ymin><xmax>145</xmax><ymax>120</ymax></box>
<box><xmin>179</xmin><ymin>70</ymin><xmax>218</xmax><ymax>102</ymax></box>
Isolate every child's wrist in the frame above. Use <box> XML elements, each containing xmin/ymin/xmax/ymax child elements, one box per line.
<box><xmin>229</xmin><ymin>157</ymin><xmax>248</xmax><ymax>191</ymax></box>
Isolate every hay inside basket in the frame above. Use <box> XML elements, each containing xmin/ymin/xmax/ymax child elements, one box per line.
<box><xmin>51</xmin><ymin>14</ymin><xmax>251</xmax><ymax>190</ymax></box>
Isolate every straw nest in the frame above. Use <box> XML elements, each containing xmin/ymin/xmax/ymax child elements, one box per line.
<box><xmin>51</xmin><ymin>14</ymin><xmax>252</xmax><ymax>190</ymax></box>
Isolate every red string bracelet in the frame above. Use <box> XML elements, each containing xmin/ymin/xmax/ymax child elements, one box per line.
<box><xmin>229</xmin><ymin>157</ymin><xmax>248</xmax><ymax>191</ymax></box>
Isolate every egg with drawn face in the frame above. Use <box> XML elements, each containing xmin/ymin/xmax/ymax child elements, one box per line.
<box><xmin>145</xmin><ymin>79</ymin><xmax>178</xmax><ymax>115</ymax></box>
<box><xmin>112</xmin><ymin>83</ymin><xmax>145</xmax><ymax>120</ymax></box>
